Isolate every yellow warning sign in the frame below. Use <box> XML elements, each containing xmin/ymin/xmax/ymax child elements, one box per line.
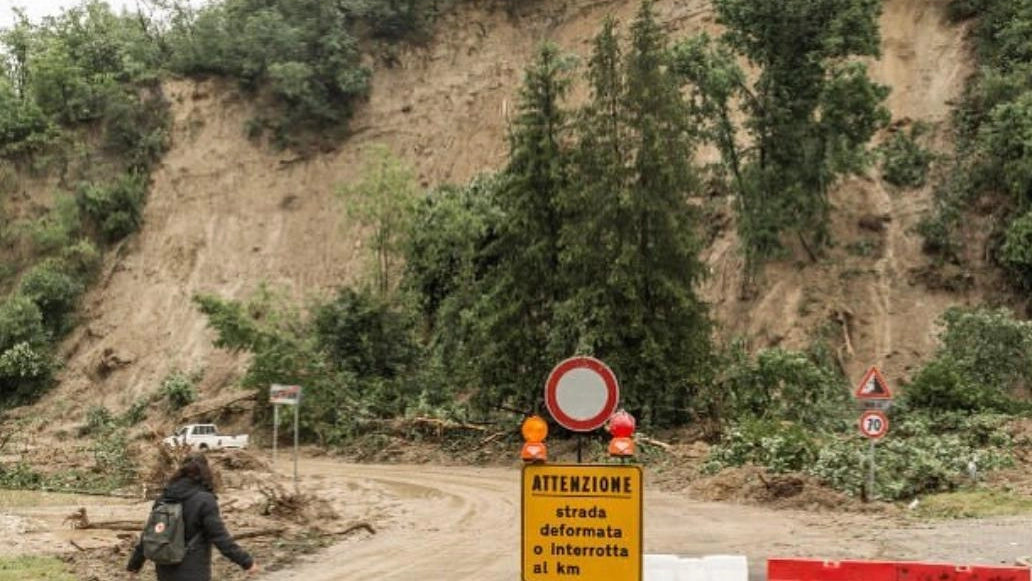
<box><xmin>522</xmin><ymin>464</ymin><xmax>642</xmax><ymax>581</ymax></box>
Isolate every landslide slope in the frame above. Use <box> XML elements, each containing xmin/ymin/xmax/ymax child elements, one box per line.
<box><xmin>19</xmin><ymin>0</ymin><xmax>983</xmax><ymax>423</ymax></box>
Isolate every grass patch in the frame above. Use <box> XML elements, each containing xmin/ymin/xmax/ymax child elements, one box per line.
<box><xmin>913</xmin><ymin>489</ymin><xmax>1032</xmax><ymax>519</ymax></box>
<box><xmin>0</xmin><ymin>489</ymin><xmax>134</xmax><ymax>508</ymax></box>
<box><xmin>0</xmin><ymin>556</ymin><xmax>75</xmax><ymax>580</ymax></box>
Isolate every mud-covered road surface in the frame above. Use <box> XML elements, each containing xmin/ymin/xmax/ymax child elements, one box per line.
<box><xmin>4</xmin><ymin>457</ymin><xmax>1032</xmax><ymax>580</ymax></box>
<box><xmin>262</xmin><ymin>459</ymin><xmax>1032</xmax><ymax>580</ymax></box>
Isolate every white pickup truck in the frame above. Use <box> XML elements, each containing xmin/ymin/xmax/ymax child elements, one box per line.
<box><xmin>163</xmin><ymin>424</ymin><xmax>249</xmax><ymax>450</ymax></box>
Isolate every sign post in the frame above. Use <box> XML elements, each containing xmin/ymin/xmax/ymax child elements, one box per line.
<box><xmin>522</xmin><ymin>463</ymin><xmax>642</xmax><ymax>581</ymax></box>
<box><xmin>270</xmin><ymin>384</ymin><xmax>302</xmax><ymax>492</ymax></box>
<box><xmin>854</xmin><ymin>367</ymin><xmax>892</xmax><ymax>501</ymax></box>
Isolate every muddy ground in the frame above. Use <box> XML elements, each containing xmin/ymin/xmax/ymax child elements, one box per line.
<box><xmin>3</xmin><ymin>450</ymin><xmax>1031</xmax><ymax>581</ymax></box>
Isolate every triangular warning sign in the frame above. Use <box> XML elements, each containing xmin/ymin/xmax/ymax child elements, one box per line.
<box><xmin>855</xmin><ymin>366</ymin><xmax>893</xmax><ymax>400</ymax></box>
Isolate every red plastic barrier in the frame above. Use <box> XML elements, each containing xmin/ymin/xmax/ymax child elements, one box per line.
<box><xmin>768</xmin><ymin>558</ymin><xmax>1031</xmax><ymax>581</ymax></box>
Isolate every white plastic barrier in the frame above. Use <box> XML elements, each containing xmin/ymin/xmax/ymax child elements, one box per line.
<box><xmin>644</xmin><ymin>554</ymin><xmax>749</xmax><ymax>581</ymax></box>
<box><xmin>644</xmin><ymin>554</ymin><xmax>679</xmax><ymax>581</ymax></box>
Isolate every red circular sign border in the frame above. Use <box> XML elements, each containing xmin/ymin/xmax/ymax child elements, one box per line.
<box><xmin>859</xmin><ymin>410</ymin><xmax>889</xmax><ymax>439</ymax></box>
<box><xmin>544</xmin><ymin>356</ymin><xmax>620</xmax><ymax>432</ymax></box>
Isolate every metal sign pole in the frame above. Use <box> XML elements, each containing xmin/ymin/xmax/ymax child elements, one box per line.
<box><xmin>867</xmin><ymin>439</ymin><xmax>876</xmax><ymax>501</ymax></box>
<box><xmin>272</xmin><ymin>404</ymin><xmax>279</xmax><ymax>466</ymax></box>
<box><xmin>293</xmin><ymin>400</ymin><xmax>300</xmax><ymax>494</ymax></box>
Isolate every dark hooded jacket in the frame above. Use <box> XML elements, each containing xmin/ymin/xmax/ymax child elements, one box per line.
<box><xmin>127</xmin><ymin>477</ymin><xmax>253</xmax><ymax>581</ymax></box>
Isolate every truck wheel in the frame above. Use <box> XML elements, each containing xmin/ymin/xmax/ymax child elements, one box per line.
<box><xmin>199</xmin><ymin>444</ymin><xmax>209</xmax><ymax>451</ymax></box>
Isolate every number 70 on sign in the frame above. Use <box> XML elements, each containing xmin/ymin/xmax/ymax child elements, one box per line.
<box><xmin>859</xmin><ymin>410</ymin><xmax>889</xmax><ymax>439</ymax></box>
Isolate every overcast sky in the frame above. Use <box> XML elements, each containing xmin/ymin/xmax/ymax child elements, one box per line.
<box><xmin>0</xmin><ymin>0</ymin><xmax>207</xmax><ymax>29</ymax></box>
<box><xmin>1</xmin><ymin>0</ymin><xmax>121</xmax><ymax>26</ymax></box>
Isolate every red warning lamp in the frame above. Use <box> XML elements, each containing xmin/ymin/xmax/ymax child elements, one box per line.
<box><xmin>520</xmin><ymin>415</ymin><xmax>548</xmax><ymax>462</ymax></box>
<box><xmin>607</xmin><ymin>410</ymin><xmax>636</xmax><ymax>457</ymax></box>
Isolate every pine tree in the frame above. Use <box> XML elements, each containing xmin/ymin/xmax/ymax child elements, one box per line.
<box><xmin>470</xmin><ymin>43</ymin><xmax>576</xmax><ymax>413</ymax></box>
<box><xmin>556</xmin><ymin>17</ymin><xmax>628</xmax><ymax>354</ymax></box>
<box><xmin>561</xmin><ymin>3</ymin><xmax>712</xmax><ymax>426</ymax></box>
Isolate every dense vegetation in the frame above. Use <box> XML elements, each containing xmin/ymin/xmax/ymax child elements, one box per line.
<box><xmin>198</xmin><ymin>3</ymin><xmax>714</xmax><ymax>443</ymax></box>
<box><xmin>921</xmin><ymin>1</ymin><xmax>1032</xmax><ymax>284</ymax></box>
<box><xmin>675</xmin><ymin>0</ymin><xmax>890</xmax><ymax>274</ymax></box>
<box><xmin>1</xmin><ymin>0</ymin><xmax>1031</xmax><ymax>505</ymax></box>
<box><xmin>0</xmin><ymin>2</ymin><xmax>171</xmax><ymax>408</ymax></box>
<box><xmin>0</xmin><ymin>0</ymin><xmax>457</xmax><ymax>410</ymax></box>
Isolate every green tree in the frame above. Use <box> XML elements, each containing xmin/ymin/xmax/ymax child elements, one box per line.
<box><xmin>165</xmin><ymin>0</ymin><xmax>370</xmax><ymax>142</ymax></box>
<box><xmin>314</xmin><ymin>287</ymin><xmax>422</xmax><ymax>417</ymax></box>
<box><xmin>402</xmin><ymin>176</ymin><xmax>504</xmax><ymax>396</ymax></box>
<box><xmin>339</xmin><ymin>145</ymin><xmax>419</xmax><ymax>298</ymax></box>
<box><xmin>564</xmin><ymin>2</ymin><xmax>710</xmax><ymax>426</ymax></box>
<box><xmin>678</xmin><ymin>0</ymin><xmax>889</xmax><ymax>267</ymax></box>
<box><xmin>468</xmin><ymin>43</ymin><xmax>576</xmax><ymax>413</ymax></box>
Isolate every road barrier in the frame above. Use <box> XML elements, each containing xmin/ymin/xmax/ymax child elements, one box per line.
<box><xmin>644</xmin><ymin>554</ymin><xmax>748</xmax><ymax>581</ymax></box>
<box><xmin>768</xmin><ymin>558</ymin><xmax>1031</xmax><ymax>581</ymax></box>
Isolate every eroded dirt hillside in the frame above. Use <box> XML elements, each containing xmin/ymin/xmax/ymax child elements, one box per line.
<box><xmin>702</xmin><ymin>0</ymin><xmax>985</xmax><ymax>386</ymax></box>
<box><xmin>21</xmin><ymin>0</ymin><xmax>984</xmax><ymax>424</ymax></box>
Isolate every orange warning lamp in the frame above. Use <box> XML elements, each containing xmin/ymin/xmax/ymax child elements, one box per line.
<box><xmin>520</xmin><ymin>415</ymin><xmax>548</xmax><ymax>462</ymax></box>
<box><xmin>607</xmin><ymin>410</ymin><xmax>636</xmax><ymax>457</ymax></box>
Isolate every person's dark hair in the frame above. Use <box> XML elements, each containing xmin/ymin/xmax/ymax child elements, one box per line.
<box><xmin>170</xmin><ymin>452</ymin><xmax>215</xmax><ymax>491</ymax></box>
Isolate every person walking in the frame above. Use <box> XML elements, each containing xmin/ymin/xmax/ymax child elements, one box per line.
<box><xmin>127</xmin><ymin>452</ymin><xmax>259</xmax><ymax>579</ymax></box>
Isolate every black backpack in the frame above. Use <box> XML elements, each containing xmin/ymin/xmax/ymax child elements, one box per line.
<box><xmin>141</xmin><ymin>501</ymin><xmax>195</xmax><ymax>565</ymax></box>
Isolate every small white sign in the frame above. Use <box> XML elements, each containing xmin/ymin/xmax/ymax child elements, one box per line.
<box><xmin>270</xmin><ymin>384</ymin><xmax>302</xmax><ymax>405</ymax></box>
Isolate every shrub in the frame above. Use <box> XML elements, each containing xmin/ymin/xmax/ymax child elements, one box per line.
<box><xmin>0</xmin><ymin>75</ymin><xmax>56</xmax><ymax>157</ymax></box>
<box><xmin>0</xmin><ymin>461</ymin><xmax>44</xmax><ymax>488</ymax></box>
<box><xmin>160</xmin><ymin>371</ymin><xmax>197</xmax><ymax>410</ymax></box>
<box><xmin>0</xmin><ymin>296</ymin><xmax>48</xmax><ymax>351</ymax></box>
<box><xmin>60</xmin><ymin>239</ymin><xmax>101</xmax><ymax>279</ymax></box>
<box><xmin>904</xmin><ymin>358</ymin><xmax>1011</xmax><ymax>413</ymax></box>
<box><xmin>1000</xmin><ymin>210</ymin><xmax>1032</xmax><ymax>286</ymax></box>
<box><xmin>937</xmin><ymin>307</ymin><xmax>1032</xmax><ymax>395</ymax></box>
<box><xmin>120</xmin><ymin>398</ymin><xmax>149</xmax><ymax>426</ymax></box>
<box><xmin>808</xmin><ymin>431</ymin><xmax>1012</xmax><ymax>500</ymax></box>
<box><xmin>708</xmin><ymin>344</ymin><xmax>849</xmax><ymax>428</ymax></box>
<box><xmin>980</xmin><ymin>92</ymin><xmax>1032</xmax><ymax>207</ymax></box>
<box><xmin>85</xmin><ymin>405</ymin><xmax>115</xmax><ymax>435</ymax></box>
<box><xmin>0</xmin><ymin>342</ymin><xmax>56</xmax><ymax>405</ymax></box>
<box><xmin>76</xmin><ymin>173</ymin><xmax>147</xmax><ymax>242</ymax></box>
<box><xmin>166</xmin><ymin>0</ymin><xmax>373</xmax><ymax>142</ymax></box>
<box><xmin>313</xmin><ymin>287</ymin><xmax>422</xmax><ymax>416</ymax></box>
<box><xmin>17</xmin><ymin>258</ymin><xmax>84</xmax><ymax>334</ymax></box>
<box><xmin>880</xmin><ymin>124</ymin><xmax>934</xmax><ymax>188</ymax></box>
<box><xmin>705</xmin><ymin>418</ymin><xmax>819</xmax><ymax>474</ymax></box>
<box><xmin>24</xmin><ymin>194</ymin><xmax>80</xmax><ymax>253</ymax></box>
<box><xmin>102</xmin><ymin>88</ymin><xmax>171</xmax><ymax>172</ymax></box>
<box><xmin>91</xmin><ymin>428</ymin><xmax>135</xmax><ymax>484</ymax></box>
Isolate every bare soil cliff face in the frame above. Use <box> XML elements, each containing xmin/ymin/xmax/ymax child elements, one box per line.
<box><xmin>24</xmin><ymin>0</ymin><xmax>982</xmax><ymax>422</ymax></box>
<box><xmin>702</xmin><ymin>0</ymin><xmax>987</xmax><ymax>387</ymax></box>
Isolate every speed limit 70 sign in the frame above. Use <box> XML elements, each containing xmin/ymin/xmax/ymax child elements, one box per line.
<box><xmin>859</xmin><ymin>410</ymin><xmax>889</xmax><ymax>439</ymax></box>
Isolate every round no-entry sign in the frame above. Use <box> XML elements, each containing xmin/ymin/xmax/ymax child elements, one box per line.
<box><xmin>859</xmin><ymin>410</ymin><xmax>889</xmax><ymax>439</ymax></box>
<box><xmin>544</xmin><ymin>356</ymin><xmax>620</xmax><ymax>432</ymax></box>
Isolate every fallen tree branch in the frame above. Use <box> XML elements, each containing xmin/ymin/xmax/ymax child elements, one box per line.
<box><xmin>234</xmin><ymin>527</ymin><xmax>287</xmax><ymax>540</ymax></box>
<box><xmin>327</xmin><ymin>521</ymin><xmax>376</xmax><ymax>536</ymax></box>
<box><xmin>477</xmin><ymin>431</ymin><xmax>506</xmax><ymax>448</ymax></box>
<box><xmin>636</xmin><ymin>434</ymin><xmax>671</xmax><ymax>451</ymax></box>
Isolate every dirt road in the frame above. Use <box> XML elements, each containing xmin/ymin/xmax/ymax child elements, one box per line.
<box><xmin>260</xmin><ymin>460</ymin><xmax>1032</xmax><ymax>581</ymax></box>
<box><xmin>4</xmin><ymin>458</ymin><xmax>1032</xmax><ymax>580</ymax></box>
